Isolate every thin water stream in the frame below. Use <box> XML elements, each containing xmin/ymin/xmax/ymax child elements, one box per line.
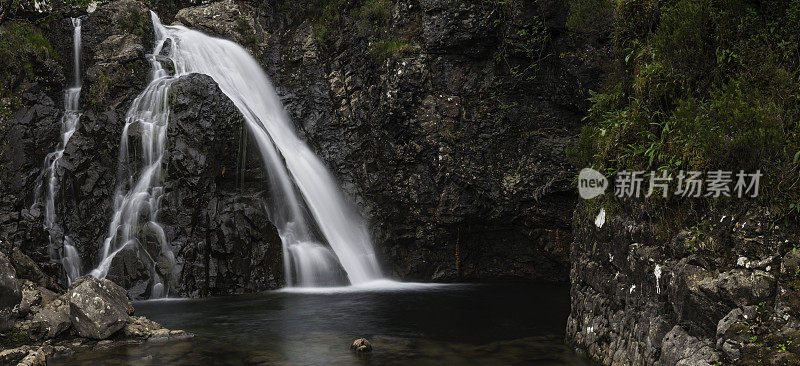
<box><xmin>32</xmin><ymin>17</ymin><xmax>84</xmax><ymax>285</ymax></box>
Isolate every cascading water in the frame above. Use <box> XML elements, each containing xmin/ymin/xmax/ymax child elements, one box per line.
<box><xmin>91</xmin><ymin>12</ymin><xmax>382</xmax><ymax>289</ymax></box>
<box><xmin>89</xmin><ymin>21</ymin><xmax>177</xmax><ymax>298</ymax></box>
<box><xmin>32</xmin><ymin>17</ymin><xmax>84</xmax><ymax>285</ymax></box>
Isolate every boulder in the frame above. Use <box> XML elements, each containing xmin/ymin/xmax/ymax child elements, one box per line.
<box><xmin>660</xmin><ymin>325</ymin><xmax>720</xmax><ymax>366</ymax></box>
<box><xmin>0</xmin><ymin>252</ymin><xmax>21</xmax><ymax>331</ymax></box>
<box><xmin>0</xmin><ymin>242</ymin><xmax>60</xmax><ymax>292</ymax></box>
<box><xmin>28</xmin><ymin>297</ymin><xmax>71</xmax><ymax>340</ymax></box>
<box><xmin>68</xmin><ymin>277</ymin><xmax>133</xmax><ymax>339</ymax></box>
<box><xmin>350</xmin><ymin>338</ymin><xmax>373</xmax><ymax>353</ymax></box>
<box><xmin>173</xmin><ymin>0</ymin><xmax>270</xmax><ymax>56</ymax></box>
<box><xmin>715</xmin><ymin>306</ymin><xmax>757</xmax><ymax>362</ymax></box>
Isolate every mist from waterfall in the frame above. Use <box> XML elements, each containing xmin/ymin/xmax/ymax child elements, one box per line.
<box><xmin>32</xmin><ymin>17</ymin><xmax>84</xmax><ymax>285</ymax></box>
<box><xmin>91</xmin><ymin>12</ymin><xmax>382</xmax><ymax>290</ymax></box>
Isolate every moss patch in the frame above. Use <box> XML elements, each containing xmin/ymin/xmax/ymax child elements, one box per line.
<box><xmin>0</xmin><ymin>21</ymin><xmax>57</xmax><ymax>116</ymax></box>
<box><xmin>0</xmin><ymin>328</ymin><xmax>32</xmax><ymax>347</ymax></box>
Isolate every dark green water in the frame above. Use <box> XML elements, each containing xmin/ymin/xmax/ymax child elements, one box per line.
<box><xmin>52</xmin><ymin>282</ymin><xmax>585</xmax><ymax>365</ymax></box>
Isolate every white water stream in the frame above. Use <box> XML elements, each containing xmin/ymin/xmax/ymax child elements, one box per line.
<box><xmin>32</xmin><ymin>17</ymin><xmax>84</xmax><ymax>285</ymax></box>
<box><xmin>91</xmin><ymin>12</ymin><xmax>382</xmax><ymax>291</ymax></box>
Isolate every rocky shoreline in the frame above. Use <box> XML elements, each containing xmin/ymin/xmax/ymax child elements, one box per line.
<box><xmin>0</xmin><ymin>241</ymin><xmax>190</xmax><ymax>365</ymax></box>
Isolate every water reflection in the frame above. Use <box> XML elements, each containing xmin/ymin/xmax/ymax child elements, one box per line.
<box><xmin>51</xmin><ymin>283</ymin><xmax>586</xmax><ymax>365</ymax></box>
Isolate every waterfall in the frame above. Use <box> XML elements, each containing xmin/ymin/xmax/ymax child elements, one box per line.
<box><xmin>91</xmin><ymin>12</ymin><xmax>382</xmax><ymax>289</ymax></box>
<box><xmin>89</xmin><ymin>20</ymin><xmax>177</xmax><ymax>298</ymax></box>
<box><xmin>32</xmin><ymin>17</ymin><xmax>84</xmax><ymax>285</ymax></box>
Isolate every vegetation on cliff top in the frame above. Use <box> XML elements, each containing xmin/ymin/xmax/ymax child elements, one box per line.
<box><xmin>280</xmin><ymin>0</ymin><xmax>418</xmax><ymax>61</ymax></box>
<box><xmin>569</xmin><ymin>0</ymin><xmax>800</xmax><ymax>219</ymax></box>
<box><xmin>0</xmin><ymin>20</ymin><xmax>57</xmax><ymax>115</ymax></box>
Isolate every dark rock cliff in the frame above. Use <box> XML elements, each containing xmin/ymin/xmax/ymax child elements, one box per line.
<box><xmin>161</xmin><ymin>73</ymin><xmax>283</xmax><ymax>297</ymax></box>
<box><xmin>238</xmin><ymin>0</ymin><xmax>593</xmax><ymax>282</ymax></box>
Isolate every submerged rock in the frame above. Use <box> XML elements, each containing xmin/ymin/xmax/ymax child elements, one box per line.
<box><xmin>68</xmin><ymin>277</ymin><xmax>133</xmax><ymax>339</ymax></box>
<box><xmin>122</xmin><ymin>316</ymin><xmax>161</xmax><ymax>338</ymax></box>
<box><xmin>351</xmin><ymin>338</ymin><xmax>373</xmax><ymax>353</ymax></box>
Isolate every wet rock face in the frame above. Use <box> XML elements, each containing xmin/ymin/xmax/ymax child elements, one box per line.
<box><xmin>55</xmin><ymin>0</ymin><xmax>155</xmax><ymax>284</ymax></box>
<box><xmin>0</xmin><ymin>0</ymin><xmax>156</xmax><ymax>288</ymax></box>
<box><xmin>1</xmin><ymin>0</ymin><xmax>281</xmax><ymax>298</ymax></box>
<box><xmin>567</xmin><ymin>204</ymin><xmax>797</xmax><ymax>365</ymax></box>
<box><xmin>259</xmin><ymin>0</ymin><xmax>588</xmax><ymax>282</ymax></box>
<box><xmin>161</xmin><ymin>73</ymin><xmax>284</xmax><ymax>297</ymax></box>
<box><xmin>0</xmin><ymin>252</ymin><xmax>21</xmax><ymax>331</ymax></box>
<box><xmin>28</xmin><ymin>296</ymin><xmax>70</xmax><ymax>340</ymax></box>
<box><xmin>161</xmin><ymin>0</ymin><xmax>586</xmax><ymax>283</ymax></box>
<box><xmin>68</xmin><ymin>276</ymin><xmax>133</xmax><ymax>339</ymax></box>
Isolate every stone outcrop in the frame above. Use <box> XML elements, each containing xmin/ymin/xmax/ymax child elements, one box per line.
<box><xmin>0</xmin><ymin>252</ymin><xmax>22</xmax><ymax>331</ymax></box>
<box><xmin>567</xmin><ymin>203</ymin><xmax>799</xmax><ymax>365</ymax></box>
<box><xmin>0</xmin><ymin>239</ymin><xmax>188</xmax><ymax>365</ymax></box>
<box><xmin>68</xmin><ymin>277</ymin><xmax>134</xmax><ymax>339</ymax></box>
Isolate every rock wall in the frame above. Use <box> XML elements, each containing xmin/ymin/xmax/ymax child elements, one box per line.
<box><xmin>254</xmin><ymin>0</ymin><xmax>593</xmax><ymax>282</ymax></box>
<box><xmin>567</xmin><ymin>200</ymin><xmax>800</xmax><ymax>365</ymax></box>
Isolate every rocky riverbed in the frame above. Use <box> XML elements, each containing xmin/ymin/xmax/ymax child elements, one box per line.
<box><xmin>0</xmin><ymin>241</ymin><xmax>190</xmax><ymax>365</ymax></box>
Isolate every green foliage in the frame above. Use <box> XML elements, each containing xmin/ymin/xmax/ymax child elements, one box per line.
<box><xmin>89</xmin><ymin>74</ymin><xmax>113</xmax><ymax>106</ymax></box>
<box><xmin>357</xmin><ymin>0</ymin><xmax>391</xmax><ymax>29</ymax></box>
<box><xmin>571</xmin><ymin>0</ymin><xmax>800</xmax><ymax>216</ymax></box>
<box><xmin>0</xmin><ymin>328</ymin><xmax>31</xmax><ymax>347</ymax></box>
<box><xmin>0</xmin><ymin>21</ymin><xmax>56</xmax><ymax>115</ymax></box>
<box><xmin>119</xmin><ymin>9</ymin><xmax>147</xmax><ymax>39</ymax></box>
<box><xmin>652</xmin><ymin>0</ymin><xmax>715</xmax><ymax>88</ymax></box>
<box><xmin>566</xmin><ymin>0</ymin><xmax>614</xmax><ymax>37</ymax></box>
<box><xmin>368</xmin><ymin>38</ymin><xmax>411</xmax><ymax>62</ymax></box>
